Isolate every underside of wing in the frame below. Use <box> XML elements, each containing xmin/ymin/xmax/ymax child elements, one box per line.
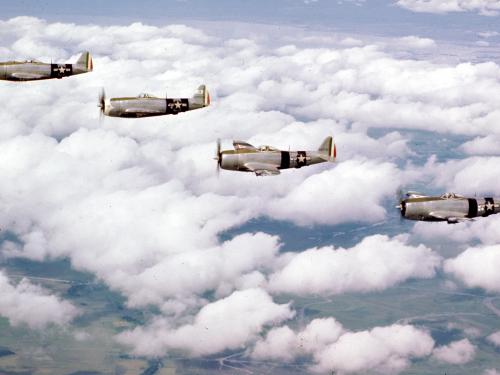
<box><xmin>244</xmin><ymin>162</ymin><xmax>280</xmax><ymax>176</ymax></box>
<box><xmin>11</xmin><ymin>72</ymin><xmax>45</xmax><ymax>80</ymax></box>
<box><xmin>428</xmin><ymin>211</ymin><xmax>468</xmax><ymax>221</ymax></box>
<box><xmin>233</xmin><ymin>141</ymin><xmax>257</xmax><ymax>150</ymax></box>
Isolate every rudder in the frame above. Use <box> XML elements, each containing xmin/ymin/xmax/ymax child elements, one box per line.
<box><xmin>192</xmin><ymin>84</ymin><xmax>210</xmax><ymax>107</ymax></box>
<box><xmin>75</xmin><ymin>51</ymin><xmax>93</xmax><ymax>72</ymax></box>
<box><xmin>318</xmin><ymin>136</ymin><xmax>336</xmax><ymax>161</ymax></box>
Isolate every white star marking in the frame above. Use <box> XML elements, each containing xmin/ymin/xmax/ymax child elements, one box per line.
<box><xmin>485</xmin><ymin>201</ymin><xmax>494</xmax><ymax>211</ymax></box>
<box><xmin>173</xmin><ymin>100</ymin><xmax>182</xmax><ymax>109</ymax></box>
<box><xmin>297</xmin><ymin>154</ymin><xmax>306</xmax><ymax>163</ymax></box>
<box><xmin>57</xmin><ymin>65</ymin><xmax>66</xmax><ymax>74</ymax></box>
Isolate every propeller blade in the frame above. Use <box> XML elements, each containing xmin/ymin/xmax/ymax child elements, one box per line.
<box><xmin>394</xmin><ymin>187</ymin><xmax>406</xmax><ymax>222</ymax></box>
<box><xmin>215</xmin><ymin>138</ymin><xmax>221</xmax><ymax>176</ymax></box>
<box><xmin>98</xmin><ymin>88</ymin><xmax>106</xmax><ymax>118</ymax></box>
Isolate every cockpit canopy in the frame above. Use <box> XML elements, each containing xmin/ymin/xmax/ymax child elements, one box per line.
<box><xmin>441</xmin><ymin>192</ymin><xmax>464</xmax><ymax>199</ymax></box>
<box><xmin>257</xmin><ymin>145</ymin><xmax>279</xmax><ymax>152</ymax></box>
<box><xmin>137</xmin><ymin>93</ymin><xmax>156</xmax><ymax>98</ymax></box>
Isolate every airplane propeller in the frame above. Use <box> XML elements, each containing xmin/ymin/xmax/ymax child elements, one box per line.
<box><xmin>98</xmin><ymin>88</ymin><xmax>106</xmax><ymax>119</ymax></box>
<box><xmin>395</xmin><ymin>188</ymin><xmax>406</xmax><ymax>220</ymax></box>
<box><xmin>214</xmin><ymin>138</ymin><xmax>222</xmax><ymax>176</ymax></box>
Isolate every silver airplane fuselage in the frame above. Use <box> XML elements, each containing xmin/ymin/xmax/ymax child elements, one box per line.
<box><xmin>104</xmin><ymin>97</ymin><xmax>193</xmax><ymax>118</ymax></box>
<box><xmin>0</xmin><ymin>52</ymin><xmax>93</xmax><ymax>81</ymax></box>
<box><xmin>220</xmin><ymin>149</ymin><xmax>326</xmax><ymax>172</ymax></box>
<box><xmin>102</xmin><ymin>85</ymin><xmax>210</xmax><ymax>118</ymax></box>
<box><xmin>400</xmin><ymin>193</ymin><xmax>500</xmax><ymax>224</ymax></box>
<box><xmin>217</xmin><ymin>136</ymin><xmax>336</xmax><ymax>176</ymax></box>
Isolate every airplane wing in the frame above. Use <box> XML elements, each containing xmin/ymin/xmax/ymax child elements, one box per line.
<box><xmin>11</xmin><ymin>72</ymin><xmax>45</xmax><ymax>80</ymax></box>
<box><xmin>428</xmin><ymin>211</ymin><xmax>470</xmax><ymax>223</ymax></box>
<box><xmin>233</xmin><ymin>141</ymin><xmax>257</xmax><ymax>150</ymax></box>
<box><xmin>244</xmin><ymin>162</ymin><xmax>280</xmax><ymax>176</ymax></box>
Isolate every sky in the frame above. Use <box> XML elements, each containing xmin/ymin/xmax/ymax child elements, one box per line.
<box><xmin>0</xmin><ymin>1</ymin><xmax>500</xmax><ymax>375</ymax></box>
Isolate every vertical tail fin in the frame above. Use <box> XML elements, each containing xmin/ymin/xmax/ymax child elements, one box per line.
<box><xmin>191</xmin><ymin>84</ymin><xmax>210</xmax><ymax>107</ymax></box>
<box><xmin>75</xmin><ymin>51</ymin><xmax>93</xmax><ymax>72</ymax></box>
<box><xmin>318</xmin><ymin>136</ymin><xmax>336</xmax><ymax>161</ymax></box>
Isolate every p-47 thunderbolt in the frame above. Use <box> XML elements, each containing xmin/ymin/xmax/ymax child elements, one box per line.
<box><xmin>0</xmin><ymin>51</ymin><xmax>93</xmax><ymax>81</ymax></box>
<box><xmin>215</xmin><ymin>136</ymin><xmax>336</xmax><ymax>176</ymax></box>
<box><xmin>397</xmin><ymin>192</ymin><xmax>500</xmax><ymax>224</ymax></box>
<box><xmin>98</xmin><ymin>85</ymin><xmax>210</xmax><ymax>118</ymax></box>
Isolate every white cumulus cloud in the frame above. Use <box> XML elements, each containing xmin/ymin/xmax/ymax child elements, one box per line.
<box><xmin>444</xmin><ymin>245</ymin><xmax>500</xmax><ymax>292</ymax></box>
<box><xmin>252</xmin><ymin>320</ymin><xmax>435</xmax><ymax>374</ymax></box>
<box><xmin>268</xmin><ymin>235</ymin><xmax>441</xmax><ymax>296</ymax></box>
<box><xmin>487</xmin><ymin>331</ymin><xmax>500</xmax><ymax>347</ymax></box>
<box><xmin>116</xmin><ymin>288</ymin><xmax>295</xmax><ymax>356</ymax></box>
<box><xmin>0</xmin><ymin>271</ymin><xmax>79</xmax><ymax>329</ymax></box>
<box><xmin>313</xmin><ymin>324</ymin><xmax>435</xmax><ymax>374</ymax></box>
<box><xmin>432</xmin><ymin>338</ymin><xmax>476</xmax><ymax>364</ymax></box>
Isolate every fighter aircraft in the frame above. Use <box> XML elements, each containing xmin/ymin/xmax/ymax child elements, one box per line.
<box><xmin>0</xmin><ymin>51</ymin><xmax>93</xmax><ymax>81</ymax></box>
<box><xmin>98</xmin><ymin>85</ymin><xmax>210</xmax><ymax>118</ymax></box>
<box><xmin>397</xmin><ymin>191</ymin><xmax>500</xmax><ymax>224</ymax></box>
<box><xmin>214</xmin><ymin>136</ymin><xmax>336</xmax><ymax>176</ymax></box>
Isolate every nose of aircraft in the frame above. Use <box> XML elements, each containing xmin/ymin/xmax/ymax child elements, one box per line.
<box><xmin>104</xmin><ymin>99</ymin><xmax>111</xmax><ymax>115</ymax></box>
<box><xmin>399</xmin><ymin>201</ymin><xmax>406</xmax><ymax>217</ymax></box>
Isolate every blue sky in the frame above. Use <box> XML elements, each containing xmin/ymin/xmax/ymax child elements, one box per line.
<box><xmin>2</xmin><ymin>0</ymin><xmax>499</xmax><ymax>40</ymax></box>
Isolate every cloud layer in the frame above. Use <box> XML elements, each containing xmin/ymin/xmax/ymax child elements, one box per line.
<box><xmin>396</xmin><ymin>0</ymin><xmax>500</xmax><ymax>16</ymax></box>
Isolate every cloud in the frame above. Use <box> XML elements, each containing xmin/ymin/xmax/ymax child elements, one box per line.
<box><xmin>487</xmin><ymin>331</ymin><xmax>500</xmax><ymax>347</ymax></box>
<box><xmin>313</xmin><ymin>324</ymin><xmax>435</xmax><ymax>374</ymax></box>
<box><xmin>460</xmin><ymin>135</ymin><xmax>500</xmax><ymax>155</ymax></box>
<box><xmin>397</xmin><ymin>36</ymin><xmax>436</xmax><ymax>49</ymax></box>
<box><xmin>396</xmin><ymin>0</ymin><xmax>500</xmax><ymax>16</ymax></box>
<box><xmin>251</xmin><ymin>318</ymin><xmax>345</xmax><ymax>361</ymax></box>
<box><xmin>426</xmin><ymin>156</ymin><xmax>500</xmax><ymax>196</ymax></box>
<box><xmin>0</xmin><ymin>271</ymin><xmax>79</xmax><ymax>329</ymax></box>
<box><xmin>412</xmin><ymin>211</ymin><xmax>500</xmax><ymax>247</ymax></box>
<box><xmin>444</xmin><ymin>245</ymin><xmax>500</xmax><ymax>292</ymax></box>
<box><xmin>252</xmin><ymin>320</ymin><xmax>435</xmax><ymax>374</ymax></box>
<box><xmin>432</xmin><ymin>338</ymin><xmax>476</xmax><ymax>364</ymax></box>
<box><xmin>120</xmin><ymin>232</ymin><xmax>281</xmax><ymax>308</ymax></box>
<box><xmin>268</xmin><ymin>235</ymin><xmax>441</xmax><ymax>296</ymax></box>
<box><xmin>116</xmin><ymin>288</ymin><xmax>294</xmax><ymax>356</ymax></box>
<box><xmin>267</xmin><ymin>161</ymin><xmax>401</xmax><ymax>226</ymax></box>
